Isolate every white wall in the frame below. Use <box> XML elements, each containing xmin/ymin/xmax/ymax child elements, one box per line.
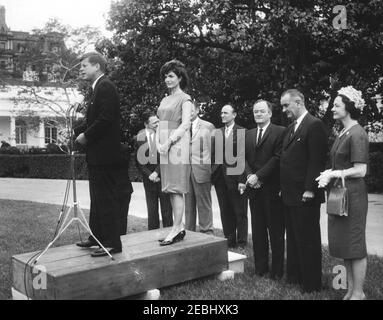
<box><xmin>0</xmin><ymin>117</ymin><xmax>10</xmax><ymax>143</ymax></box>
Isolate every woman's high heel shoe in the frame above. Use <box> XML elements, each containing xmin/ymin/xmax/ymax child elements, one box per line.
<box><xmin>159</xmin><ymin>230</ymin><xmax>186</xmax><ymax>246</ymax></box>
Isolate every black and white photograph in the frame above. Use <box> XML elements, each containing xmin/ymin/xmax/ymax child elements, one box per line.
<box><xmin>0</xmin><ymin>0</ymin><xmax>382</xmax><ymax>305</ymax></box>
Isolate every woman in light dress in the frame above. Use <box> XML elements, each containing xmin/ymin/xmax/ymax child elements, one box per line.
<box><xmin>156</xmin><ymin>60</ymin><xmax>193</xmax><ymax>245</ymax></box>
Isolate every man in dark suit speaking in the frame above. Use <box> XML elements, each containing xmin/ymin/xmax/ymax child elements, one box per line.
<box><xmin>75</xmin><ymin>52</ymin><xmax>130</xmax><ymax>257</ymax></box>
<box><xmin>245</xmin><ymin>100</ymin><xmax>286</xmax><ymax>279</ymax></box>
<box><xmin>280</xmin><ymin>89</ymin><xmax>328</xmax><ymax>292</ymax></box>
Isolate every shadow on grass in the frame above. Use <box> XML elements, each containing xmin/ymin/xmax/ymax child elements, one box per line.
<box><xmin>1</xmin><ymin>199</ymin><xmax>382</xmax><ymax>300</ymax></box>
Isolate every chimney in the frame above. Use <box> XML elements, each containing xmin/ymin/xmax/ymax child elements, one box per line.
<box><xmin>0</xmin><ymin>5</ymin><xmax>9</xmax><ymax>32</ymax></box>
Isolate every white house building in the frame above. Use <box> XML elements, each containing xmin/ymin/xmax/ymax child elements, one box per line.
<box><xmin>0</xmin><ymin>85</ymin><xmax>83</xmax><ymax>148</ymax></box>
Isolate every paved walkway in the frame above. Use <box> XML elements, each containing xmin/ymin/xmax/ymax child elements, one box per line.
<box><xmin>1</xmin><ymin>178</ymin><xmax>382</xmax><ymax>256</ymax></box>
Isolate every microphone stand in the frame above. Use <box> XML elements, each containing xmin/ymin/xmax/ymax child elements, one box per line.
<box><xmin>33</xmin><ymin>103</ymin><xmax>114</xmax><ymax>264</ymax></box>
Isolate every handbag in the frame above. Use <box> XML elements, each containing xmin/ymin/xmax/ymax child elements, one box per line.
<box><xmin>326</xmin><ymin>172</ymin><xmax>348</xmax><ymax>216</ymax></box>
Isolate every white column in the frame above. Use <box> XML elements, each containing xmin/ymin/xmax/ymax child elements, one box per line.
<box><xmin>39</xmin><ymin>119</ymin><xmax>45</xmax><ymax>148</ymax></box>
<box><xmin>9</xmin><ymin>116</ymin><xmax>16</xmax><ymax>146</ymax></box>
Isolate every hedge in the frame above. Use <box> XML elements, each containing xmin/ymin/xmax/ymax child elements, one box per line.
<box><xmin>0</xmin><ymin>152</ymin><xmax>382</xmax><ymax>193</ymax></box>
<box><xmin>0</xmin><ymin>154</ymin><xmax>142</xmax><ymax>182</ymax></box>
<box><xmin>0</xmin><ymin>154</ymin><xmax>88</xmax><ymax>180</ymax></box>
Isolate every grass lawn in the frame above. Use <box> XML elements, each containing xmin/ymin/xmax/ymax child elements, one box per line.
<box><xmin>1</xmin><ymin>199</ymin><xmax>382</xmax><ymax>300</ymax></box>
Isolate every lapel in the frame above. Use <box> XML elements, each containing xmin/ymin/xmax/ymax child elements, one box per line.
<box><xmin>192</xmin><ymin>119</ymin><xmax>201</xmax><ymax>141</ymax></box>
<box><xmin>91</xmin><ymin>75</ymin><xmax>105</xmax><ymax>102</ymax></box>
<box><xmin>256</xmin><ymin>124</ymin><xmax>271</xmax><ymax>149</ymax></box>
<box><xmin>283</xmin><ymin>113</ymin><xmax>309</xmax><ymax>150</ymax></box>
<box><xmin>87</xmin><ymin>75</ymin><xmax>105</xmax><ymax>120</ymax></box>
<box><xmin>137</xmin><ymin>130</ymin><xmax>148</xmax><ymax>147</ymax></box>
<box><xmin>252</xmin><ymin>128</ymin><xmax>259</xmax><ymax>151</ymax></box>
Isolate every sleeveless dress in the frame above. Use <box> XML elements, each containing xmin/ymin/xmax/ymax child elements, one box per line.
<box><xmin>157</xmin><ymin>92</ymin><xmax>192</xmax><ymax>194</ymax></box>
<box><xmin>328</xmin><ymin>124</ymin><xmax>369</xmax><ymax>259</ymax></box>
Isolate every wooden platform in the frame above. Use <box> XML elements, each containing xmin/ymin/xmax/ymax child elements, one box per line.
<box><xmin>12</xmin><ymin>229</ymin><xmax>228</xmax><ymax>300</ymax></box>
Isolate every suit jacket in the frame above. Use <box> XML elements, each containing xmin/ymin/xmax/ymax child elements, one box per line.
<box><xmin>212</xmin><ymin>123</ymin><xmax>246</xmax><ymax>190</ymax></box>
<box><xmin>190</xmin><ymin>118</ymin><xmax>215</xmax><ymax>184</ymax></box>
<box><xmin>134</xmin><ymin>129</ymin><xmax>160</xmax><ymax>185</ymax></box>
<box><xmin>280</xmin><ymin>112</ymin><xmax>328</xmax><ymax>206</ymax></box>
<box><xmin>74</xmin><ymin>76</ymin><xmax>122</xmax><ymax>166</ymax></box>
<box><xmin>245</xmin><ymin>123</ymin><xmax>285</xmax><ymax>194</ymax></box>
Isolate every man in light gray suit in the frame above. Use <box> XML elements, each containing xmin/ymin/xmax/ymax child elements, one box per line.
<box><xmin>185</xmin><ymin>103</ymin><xmax>215</xmax><ymax>234</ymax></box>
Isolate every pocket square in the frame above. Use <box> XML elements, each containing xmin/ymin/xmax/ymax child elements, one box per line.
<box><xmin>297</xmin><ymin>138</ymin><xmax>301</xmax><ymax>142</ymax></box>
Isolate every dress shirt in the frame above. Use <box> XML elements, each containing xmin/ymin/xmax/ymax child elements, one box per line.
<box><xmin>294</xmin><ymin>110</ymin><xmax>308</xmax><ymax>132</ymax></box>
<box><xmin>92</xmin><ymin>74</ymin><xmax>105</xmax><ymax>91</ymax></box>
<box><xmin>225</xmin><ymin>122</ymin><xmax>235</xmax><ymax>138</ymax></box>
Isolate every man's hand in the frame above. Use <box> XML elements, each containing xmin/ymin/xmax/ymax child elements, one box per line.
<box><xmin>149</xmin><ymin>172</ymin><xmax>159</xmax><ymax>182</ymax></box>
<box><xmin>238</xmin><ymin>183</ymin><xmax>246</xmax><ymax>195</ymax></box>
<box><xmin>252</xmin><ymin>181</ymin><xmax>262</xmax><ymax>189</ymax></box>
<box><xmin>302</xmin><ymin>191</ymin><xmax>315</xmax><ymax>202</ymax></box>
<box><xmin>246</xmin><ymin>174</ymin><xmax>259</xmax><ymax>188</ymax></box>
<box><xmin>75</xmin><ymin>133</ymin><xmax>87</xmax><ymax>146</ymax></box>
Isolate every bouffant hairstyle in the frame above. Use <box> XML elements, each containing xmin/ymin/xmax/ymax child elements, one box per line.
<box><xmin>80</xmin><ymin>52</ymin><xmax>108</xmax><ymax>73</ymax></box>
<box><xmin>160</xmin><ymin>59</ymin><xmax>190</xmax><ymax>90</ymax></box>
<box><xmin>338</xmin><ymin>94</ymin><xmax>361</xmax><ymax>120</ymax></box>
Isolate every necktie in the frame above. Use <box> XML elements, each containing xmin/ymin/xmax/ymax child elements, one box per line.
<box><xmin>190</xmin><ymin>124</ymin><xmax>193</xmax><ymax>138</ymax></box>
<box><xmin>289</xmin><ymin>121</ymin><xmax>297</xmax><ymax>140</ymax></box>
<box><xmin>257</xmin><ymin>128</ymin><xmax>263</xmax><ymax>146</ymax></box>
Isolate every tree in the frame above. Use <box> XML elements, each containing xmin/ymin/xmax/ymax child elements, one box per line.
<box><xmin>99</xmin><ymin>0</ymin><xmax>383</xmax><ymax>137</ymax></box>
<box><xmin>7</xmin><ymin>19</ymin><xmax>103</xmax><ymax>148</ymax></box>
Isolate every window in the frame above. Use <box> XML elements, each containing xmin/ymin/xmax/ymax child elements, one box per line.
<box><xmin>0</xmin><ymin>42</ymin><xmax>5</xmax><ymax>49</ymax></box>
<box><xmin>45</xmin><ymin>126</ymin><xmax>58</xmax><ymax>144</ymax></box>
<box><xmin>15</xmin><ymin>120</ymin><xmax>27</xmax><ymax>145</ymax></box>
<box><xmin>0</xmin><ymin>60</ymin><xmax>6</xmax><ymax>69</ymax></box>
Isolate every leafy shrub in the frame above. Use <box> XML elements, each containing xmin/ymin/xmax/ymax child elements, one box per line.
<box><xmin>0</xmin><ymin>154</ymin><xmax>141</xmax><ymax>181</ymax></box>
<box><xmin>366</xmin><ymin>151</ymin><xmax>383</xmax><ymax>193</ymax></box>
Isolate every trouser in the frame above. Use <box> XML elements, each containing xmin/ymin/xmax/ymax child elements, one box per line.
<box><xmin>88</xmin><ymin>166</ymin><xmax>125</xmax><ymax>249</ymax></box>
<box><xmin>214</xmin><ymin>181</ymin><xmax>248</xmax><ymax>247</ymax></box>
<box><xmin>143</xmin><ymin>178</ymin><xmax>173</xmax><ymax>230</ymax></box>
<box><xmin>284</xmin><ymin>203</ymin><xmax>322</xmax><ymax>292</ymax></box>
<box><xmin>249</xmin><ymin>189</ymin><xmax>285</xmax><ymax>277</ymax></box>
<box><xmin>185</xmin><ymin>173</ymin><xmax>213</xmax><ymax>233</ymax></box>
<box><xmin>117</xmin><ymin>168</ymin><xmax>133</xmax><ymax>235</ymax></box>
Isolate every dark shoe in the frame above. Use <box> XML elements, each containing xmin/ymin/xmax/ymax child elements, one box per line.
<box><xmin>158</xmin><ymin>230</ymin><xmax>185</xmax><ymax>243</ymax></box>
<box><xmin>76</xmin><ymin>240</ymin><xmax>98</xmax><ymax>248</ymax></box>
<box><xmin>159</xmin><ymin>230</ymin><xmax>186</xmax><ymax>246</ymax></box>
<box><xmin>227</xmin><ymin>241</ymin><xmax>237</xmax><ymax>249</ymax></box>
<box><xmin>90</xmin><ymin>247</ymin><xmax>122</xmax><ymax>257</ymax></box>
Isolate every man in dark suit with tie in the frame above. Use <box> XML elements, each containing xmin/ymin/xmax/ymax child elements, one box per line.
<box><xmin>135</xmin><ymin>112</ymin><xmax>172</xmax><ymax>230</ymax></box>
<box><xmin>245</xmin><ymin>100</ymin><xmax>286</xmax><ymax>279</ymax></box>
<box><xmin>280</xmin><ymin>89</ymin><xmax>328</xmax><ymax>292</ymax></box>
<box><xmin>212</xmin><ymin>104</ymin><xmax>247</xmax><ymax>248</ymax></box>
<box><xmin>75</xmin><ymin>52</ymin><xmax>131</xmax><ymax>257</ymax></box>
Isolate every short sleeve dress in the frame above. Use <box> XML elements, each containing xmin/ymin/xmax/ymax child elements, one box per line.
<box><xmin>157</xmin><ymin>92</ymin><xmax>192</xmax><ymax>194</ymax></box>
<box><xmin>328</xmin><ymin>124</ymin><xmax>369</xmax><ymax>259</ymax></box>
